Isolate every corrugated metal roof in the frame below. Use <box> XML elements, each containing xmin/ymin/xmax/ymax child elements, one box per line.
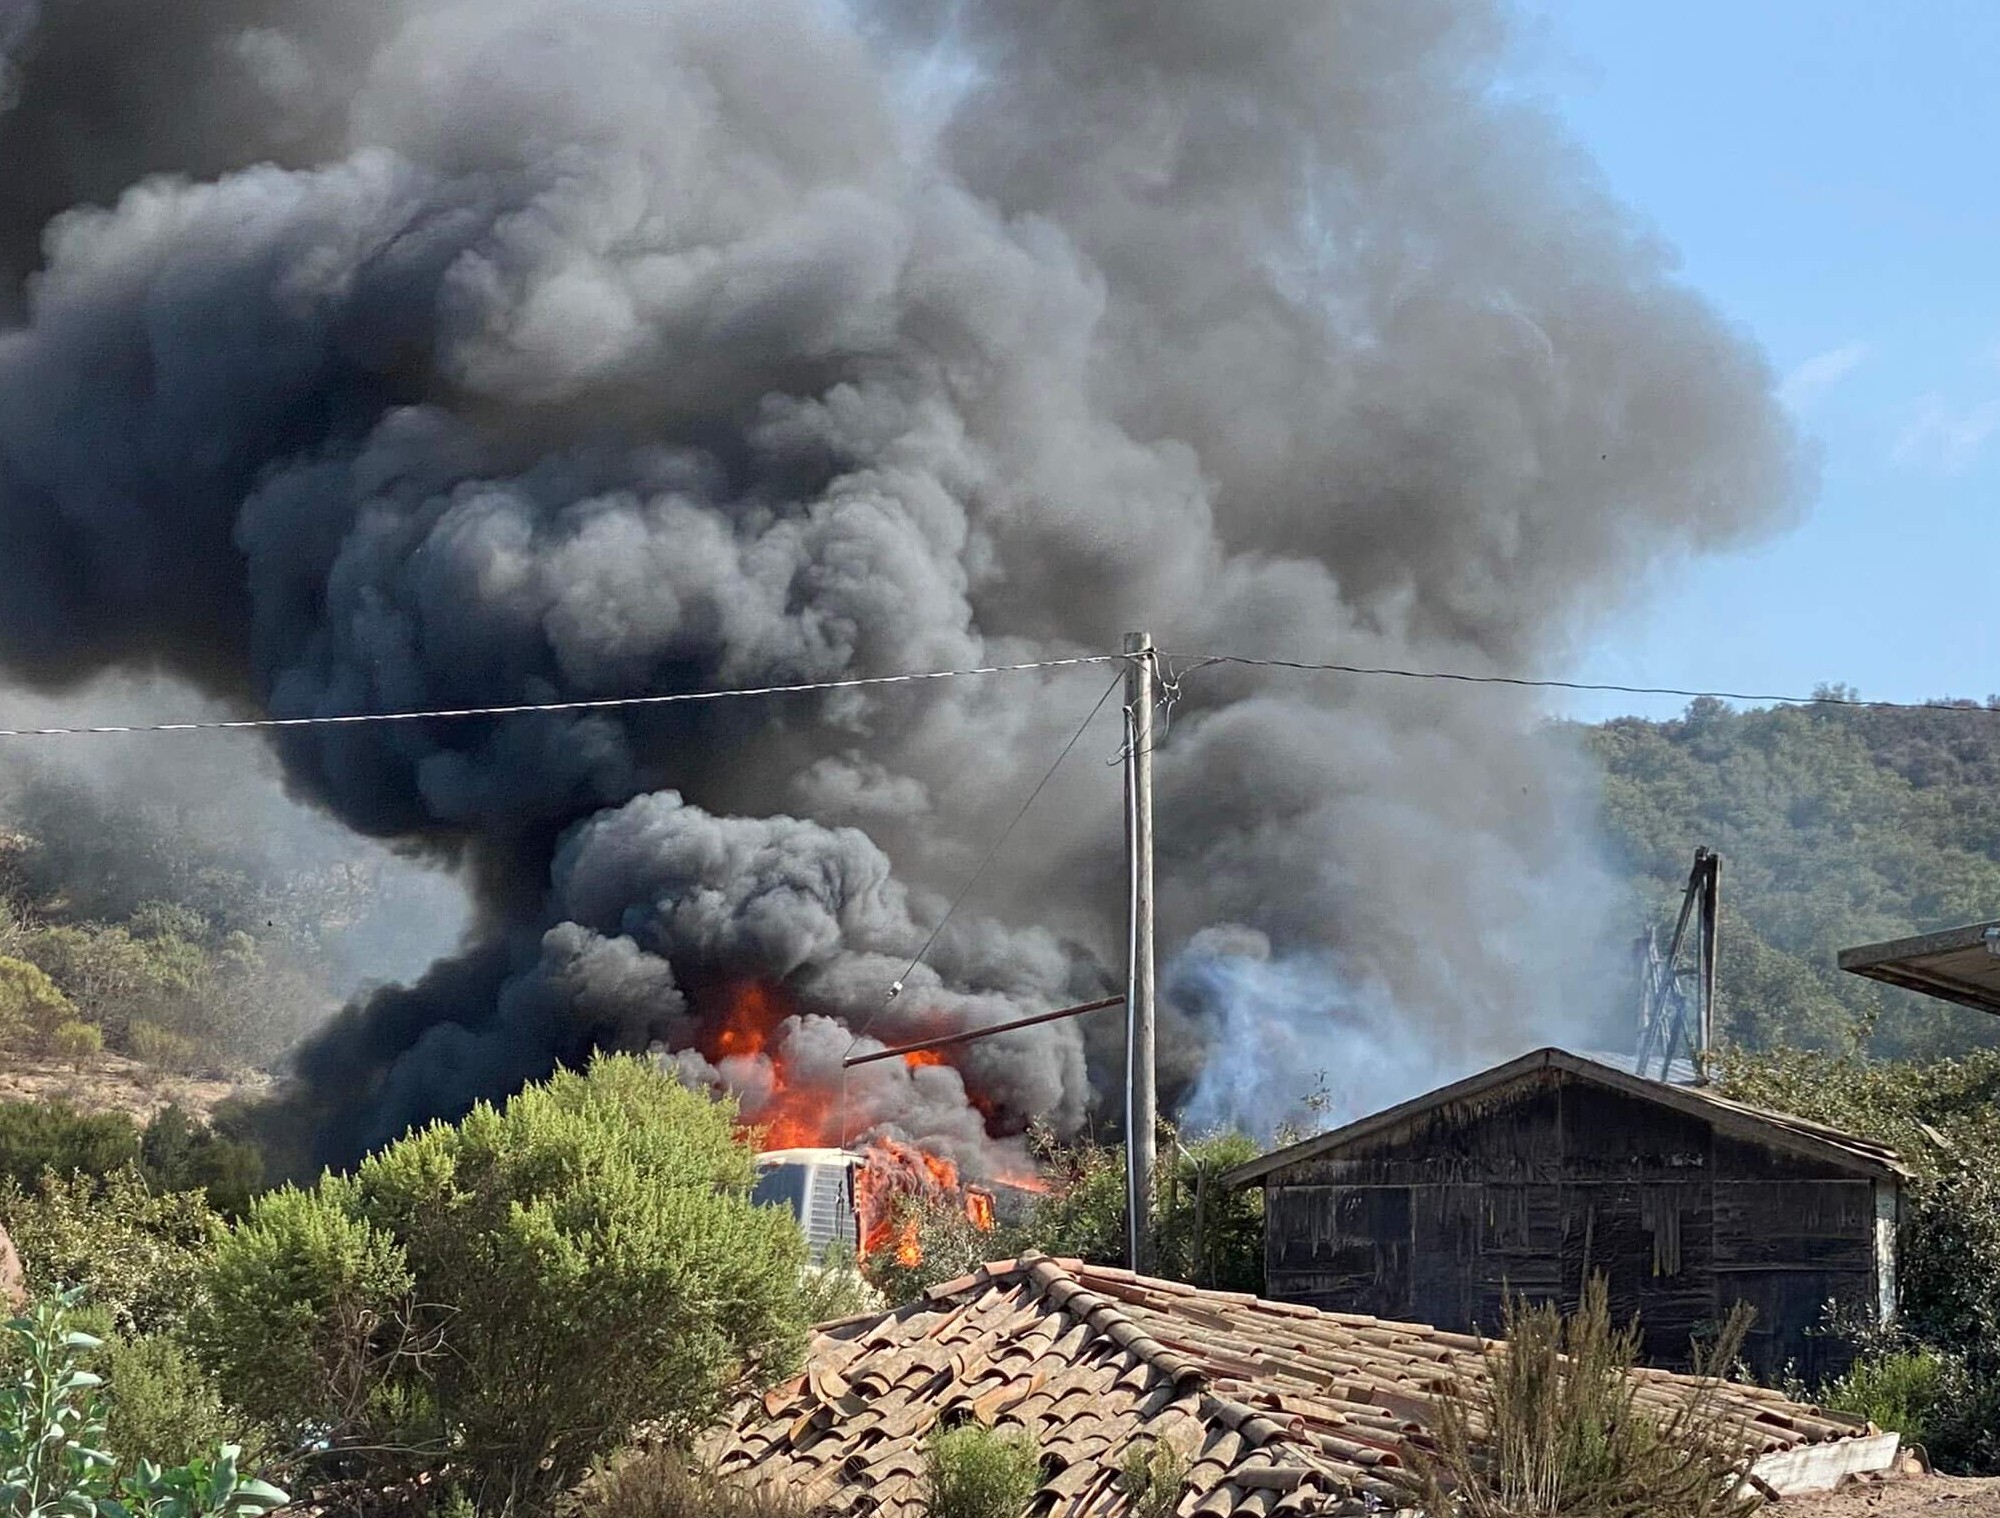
<box><xmin>1840</xmin><ymin>922</ymin><xmax>2000</xmax><ymax>1016</ymax></box>
<box><xmin>701</xmin><ymin>1254</ymin><xmax>1893</xmax><ymax>1516</ymax></box>
<box><xmin>1220</xmin><ymin>1047</ymin><xmax>1910</xmax><ymax>1190</ymax></box>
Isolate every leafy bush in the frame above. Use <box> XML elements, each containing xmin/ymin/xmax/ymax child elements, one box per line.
<box><xmin>1717</xmin><ymin>1048</ymin><xmax>2000</xmax><ymax>1472</ymax></box>
<box><xmin>126</xmin><ymin>1022</ymin><xmax>200</xmax><ymax>1076</ymax></box>
<box><xmin>0</xmin><ymin>1100</ymin><xmax>261</xmax><ymax>1216</ymax></box>
<box><xmin>139</xmin><ymin>1106</ymin><xmax>262</xmax><ymax>1219</ymax></box>
<box><xmin>0</xmin><ymin>1287</ymin><xmax>287</xmax><ymax>1518</ymax></box>
<box><xmin>923</xmin><ymin>1424</ymin><xmax>1040</xmax><ymax>1518</ymax></box>
<box><xmin>1119</xmin><ymin>1436</ymin><xmax>1189</xmax><ymax>1518</ymax></box>
<box><xmin>190</xmin><ymin>1179</ymin><xmax>416</xmax><ymax>1452</ymax></box>
<box><xmin>0</xmin><ymin>1168</ymin><xmax>219</xmax><ymax>1339</ymax></box>
<box><xmin>578</xmin><ymin>1448</ymin><xmax>809</xmax><ymax>1518</ymax></box>
<box><xmin>47</xmin><ymin>1020</ymin><xmax>104</xmax><ymax>1069</ymax></box>
<box><xmin>0</xmin><ymin>1101</ymin><xmax>141</xmax><ymax>1188</ymax></box>
<box><xmin>1403</xmin><ymin>1278</ymin><xmax>1759</xmax><ymax>1518</ymax></box>
<box><xmin>100</xmin><ymin>1332</ymin><xmax>252</xmax><ymax>1477</ymax></box>
<box><xmin>1005</xmin><ymin>1124</ymin><xmax>1263</xmax><ymax>1293</ymax></box>
<box><xmin>199</xmin><ymin>1054</ymin><xmax>810</xmax><ymax>1511</ymax></box>
<box><xmin>0</xmin><ymin>956</ymin><xmax>77</xmax><ymax>1053</ymax></box>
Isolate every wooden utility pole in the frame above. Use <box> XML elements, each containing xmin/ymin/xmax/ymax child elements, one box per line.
<box><xmin>1123</xmin><ymin>631</ymin><xmax>1158</xmax><ymax>1273</ymax></box>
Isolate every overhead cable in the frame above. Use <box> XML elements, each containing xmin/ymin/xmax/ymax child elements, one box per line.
<box><xmin>1181</xmin><ymin>655</ymin><xmax>1999</xmax><ymax>713</ymax></box>
<box><xmin>0</xmin><ymin>653</ymin><xmax>1124</xmax><ymax>740</ymax></box>
<box><xmin>0</xmin><ymin>650</ymin><xmax>1993</xmax><ymax>742</ymax></box>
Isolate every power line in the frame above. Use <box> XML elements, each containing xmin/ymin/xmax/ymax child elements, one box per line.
<box><xmin>0</xmin><ymin>653</ymin><xmax>1123</xmax><ymax>740</ymax></box>
<box><xmin>855</xmin><ymin>667</ymin><xmax>1125</xmax><ymax>1042</ymax></box>
<box><xmin>0</xmin><ymin>650</ymin><xmax>1992</xmax><ymax>743</ymax></box>
<box><xmin>1182</xmin><ymin>655</ymin><xmax>1999</xmax><ymax>714</ymax></box>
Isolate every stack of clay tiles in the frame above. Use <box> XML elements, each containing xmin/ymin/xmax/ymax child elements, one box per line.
<box><xmin>702</xmin><ymin>1254</ymin><xmax>1888</xmax><ymax>1517</ymax></box>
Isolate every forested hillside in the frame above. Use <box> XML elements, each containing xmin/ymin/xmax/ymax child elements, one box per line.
<box><xmin>1586</xmin><ymin>693</ymin><xmax>2000</xmax><ymax>1058</ymax></box>
<box><xmin>0</xmin><ymin>746</ymin><xmax>462</xmax><ymax>1081</ymax></box>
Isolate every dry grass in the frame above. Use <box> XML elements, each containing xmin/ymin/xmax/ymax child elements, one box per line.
<box><xmin>1403</xmin><ymin>1277</ymin><xmax>1762</xmax><ymax>1518</ymax></box>
<box><xmin>574</xmin><ymin>1447</ymin><xmax>811</xmax><ymax>1518</ymax></box>
<box><xmin>0</xmin><ymin>1049</ymin><xmax>261</xmax><ymax>1125</ymax></box>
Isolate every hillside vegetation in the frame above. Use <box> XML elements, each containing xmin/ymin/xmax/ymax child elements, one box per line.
<box><xmin>1587</xmin><ymin>693</ymin><xmax>2000</xmax><ymax>1058</ymax></box>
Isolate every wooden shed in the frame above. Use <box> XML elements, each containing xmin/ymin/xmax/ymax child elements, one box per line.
<box><xmin>1221</xmin><ymin>1048</ymin><xmax>1909</xmax><ymax>1381</ymax></box>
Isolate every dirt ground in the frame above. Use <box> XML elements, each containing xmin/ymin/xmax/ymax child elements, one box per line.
<box><xmin>0</xmin><ymin>1051</ymin><xmax>266</xmax><ymax>1125</ymax></box>
<box><xmin>1795</xmin><ymin>1474</ymin><xmax>2000</xmax><ymax>1516</ymax></box>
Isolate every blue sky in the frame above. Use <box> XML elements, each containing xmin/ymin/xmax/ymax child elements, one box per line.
<box><xmin>1520</xmin><ymin>1</ymin><xmax>2000</xmax><ymax>720</ymax></box>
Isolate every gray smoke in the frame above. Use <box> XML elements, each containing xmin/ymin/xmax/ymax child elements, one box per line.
<box><xmin>0</xmin><ymin>0</ymin><xmax>1805</xmax><ymax>1166</ymax></box>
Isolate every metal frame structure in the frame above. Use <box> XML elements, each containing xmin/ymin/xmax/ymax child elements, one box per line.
<box><xmin>1634</xmin><ymin>847</ymin><xmax>1722</xmax><ymax>1082</ymax></box>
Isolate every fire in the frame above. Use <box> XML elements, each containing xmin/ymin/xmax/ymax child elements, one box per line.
<box><xmin>850</xmin><ymin>1138</ymin><xmax>998</xmax><ymax>1267</ymax></box>
<box><xmin>697</xmin><ymin>982</ymin><xmax>1011</xmax><ymax>1265</ymax></box>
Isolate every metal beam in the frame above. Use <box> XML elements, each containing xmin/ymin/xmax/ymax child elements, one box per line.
<box><xmin>840</xmin><ymin>996</ymin><xmax>1125</xmax><ymax>1069</ymax></box>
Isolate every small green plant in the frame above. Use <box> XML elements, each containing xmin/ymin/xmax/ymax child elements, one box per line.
<box><xmin>0</xmin><ymin>1287</ymin><xmax>286</xmax><ymax>1518</ymax></box>
<box><xmin>0</xmin><ymin>958</ymin><xmax>78</xmax><ymax>1054</ymax></box>
<box><xmin>138</xmin><ymin>1108</ymin><xmax>261</xmax><ymax>1219</ymax></box>
<box><xmin>578</xmin><ymin>1448</ymin><xmax>809</xmax><ymax>1518</ymax></box>
<box><xmin>923</xmin><ymin>1423</ymin><xmax>1040</xmax><ymax>1518</ymax></box>
<box><xmin>111</xmin><ymin>1446</ymin><xmax>289</xmax><ymax>1518</ymax></box>
<box><xmin>1405</xmin><ymin>1278</ymin><xmax>1760</xmax><ymax>1518</ymax></box>
<box><xmin>1119</xmin><ymin>1436</ymin><xmax>1189</xmax><ymax>1518</ymax></box>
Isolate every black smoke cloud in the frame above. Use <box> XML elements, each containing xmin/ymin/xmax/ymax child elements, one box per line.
<box><xmin>0</xmin><ymin>0</ymin><xmax>1806</xmax><ymax>1165</ymax></box>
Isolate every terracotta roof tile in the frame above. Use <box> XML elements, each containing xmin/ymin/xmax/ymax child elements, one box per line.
<box><xmin>701</xmin><ymin>1254</ymin><xmax>1894</xmax><ymax>1514</ymax></box>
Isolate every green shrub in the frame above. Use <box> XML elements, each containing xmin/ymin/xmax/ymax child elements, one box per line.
<box><xmin>0</xmin><ymin>1099</ymin><xmax>141</xmax><ymax>1187</ymax></box>
<box><xmin>199</xmin><ymin>1054</ymin><xmax>810</xmax><ymax>1511</ymax></box>
<box><xmin>190</xmin><ymin>1179</ymin><xmax>415</xmax><ymax>1451</ymax></box>
<box><xmin>1005</xmin><ymin>1123</ymin><xmax>1264</xmax><ymax>1294</ymax></box>
<box><xmin>1821</xmin><ymin>1349</ymin><xmax>1948</xmax><ymax>1448</ymax></box>
<box><xmin>1404</xmin><ymin>1278</ymin><xmax>1760</xmax><ymax>1518</ymax></box>
<box><xmin>1119</xmin><ymin>1436</ymin><xmax>1190</xmax><ymax>1518</ymax></box>
<box><xmin>0</xmin><ymin>1167</ymin><xmax>219</xmax><ymax>1338</ymax></box>
<box><xmin>140</xmin><ymin>1105</ymin><xmax>263</xmax><ymax>1218</ymax></box>
<box><xmin>0</xmin><ymin>1287</ymin><xmax>287</xmax><ymax>1517</ymax></box>
<box><xmin>127</xmin><ymin>1021</ymin><xmax>201</xmax><ymax>1075</ymax></box>
<box><xmin>47</xmin><ymin>1019</ymin><xmax>103</xmax><ymax>1068</ymax></box>
<box><xmin>101</xmin><ymin>1332</ymin><xmax>253</xmax><ymax>1476</ymax></box>
<box><xmin>923</xmin><ymin>1424</ymin><xmax>1041</xmax><ymax>1518</ymax></box>
<box><xmin>0</xmin><ymin>955</ymin><xmax>76</xmax><ymax>1051</ymax></box>
<box><xmin>1717</xmin><ymin>1048</ymin><xmax>2000</xmax><ymax>1472</ymax></box>
<box><xmin>578</xmin><ymin>1448</ymin><xmax>810</xmax><ymax>1518</ymax></box>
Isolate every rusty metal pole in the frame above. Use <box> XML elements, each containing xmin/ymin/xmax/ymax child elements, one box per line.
<box><xmin>1123</xmin><ymin>631</ymin><xmax>1157</xmax><ymax>1274</ymax></box>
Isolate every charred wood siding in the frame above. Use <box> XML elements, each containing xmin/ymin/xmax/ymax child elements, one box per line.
<box><xmin>1261</xmin><ymin>1072</ymin><xmax>1886</xmax><ymax>1380</ymax></box>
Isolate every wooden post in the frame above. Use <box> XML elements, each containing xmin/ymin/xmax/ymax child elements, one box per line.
<box><xmin>1124</xmin><ymin>631</ymin><xmax>1157</xmax><ymax>1274</ymax></box>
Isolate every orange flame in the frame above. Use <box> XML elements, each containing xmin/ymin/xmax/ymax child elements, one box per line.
<box><xmin>698</xmin><ymin>982</ymin><xmax>1020</xmax><ymax>1264</ymax></box>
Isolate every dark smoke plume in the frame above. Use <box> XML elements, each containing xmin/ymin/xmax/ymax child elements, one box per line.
<box><xmin>0</xmin><ymin>0</ymin><xmax>1806</xmax><ymax>1167</ymax></box>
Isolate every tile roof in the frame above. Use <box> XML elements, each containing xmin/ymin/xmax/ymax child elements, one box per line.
<box><xmin>702</xmin><ymin>1253</ymin><xmax>1892</xmax><ymax>1517</ymax></box>
<box><xmin>1220</xmin><ymin>1047</ymin><xmax>1911</xmax><ymax>1189</ymax></box>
